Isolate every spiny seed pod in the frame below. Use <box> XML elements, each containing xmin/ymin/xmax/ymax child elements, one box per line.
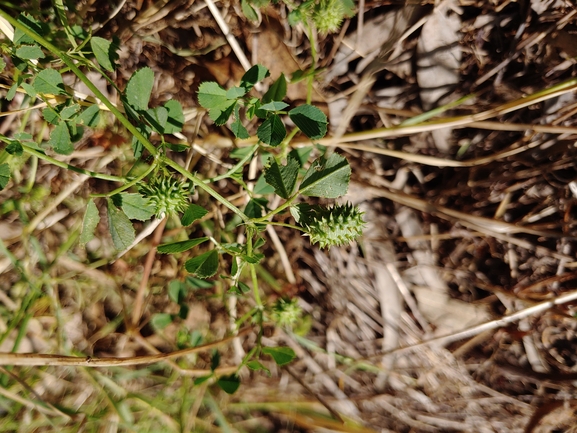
<box><xmin>271</xmin><ymin>298</ymin><xmax>302</xmax><ymax>329</ymax></box>
<box><xmin>139</xmin><ymin>175</ymin><xmax>190</xmax><ymax>218</ymax></box>
<box><xmin>313</xmin><ymin>0</ymin><xmax>346</xmax><ymax>34</ymax></box>
<box><xmin>301</xmin><ymin>203</ymin><xmax>365</xmax><ymax>249</ymax></box>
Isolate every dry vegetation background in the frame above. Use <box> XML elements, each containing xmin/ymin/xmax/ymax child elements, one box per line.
<box><xmin>2</xmin><ymin>0</ymin><xmax>577</xmax><ymax>432</ymax></box>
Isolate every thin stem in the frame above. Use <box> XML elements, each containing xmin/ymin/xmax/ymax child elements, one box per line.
<box><xmin>205</xmin><ymin>144</ymin><xmax>258</xmax><ymax>183</ymax></box>
<box><xmin>91</xmin><ymin>162</ymin><xmax>156</xmax><ymax>197</ymax></box>
<box><xmin>21</xmin><ymin>144</ymin><xmax>126</xmax><ymax>182</ymax></box>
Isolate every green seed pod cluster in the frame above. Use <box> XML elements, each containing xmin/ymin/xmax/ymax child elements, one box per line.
<box><xmin>298</xmin><ymin>203</ymin><xmax>365</xmax><ymax>249</ymax></box>
<box><xmin>139</xmin><ymin>175</ymin><xmax>190</xmax><ymax>218</ymax></box>
<box><xmin>313</xmin><ymin>0</ymin><xmax>347</xmax><ymax>34</ymax></box>
<box><xmin>271</xmin><ymin>298</ymin><xmax>302</xmax><ymax>329</ymax></box>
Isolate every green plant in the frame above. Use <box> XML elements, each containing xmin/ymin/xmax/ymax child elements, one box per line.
<box><xmin>0</xmin><ymin>10</ymin><xmax>364</xmax><ymax>398</ymax></box>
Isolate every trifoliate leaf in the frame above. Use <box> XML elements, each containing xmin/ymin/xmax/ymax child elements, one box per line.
<box><xmin>77</xmin><ymin>105</ymin><xmax>101</xmax><ymax>127</ymax></box>
<box><xmin>80</xmin><ymin>199</ymin><xmax>100</xmax><ymax>246</ymax></box>
<box><xmin>34</xmin><ymin>69</ymin><xmax>66</xmax><ymax>95</ymax></box>
<box><xmin>262</xmin><ymin>346</ymin><xmax>296</xmax><ymax>366</ymax></box>
<box><xmin>289</xmin><ymin>104</ymin><xmax>328</xmax><ymax>140</ymax></box>
<box><xmin>259</xmin><ymin>101</ymin><xmax>289</xmax><ymax>112</ymax></box>
<box><xmin>299</xmin><ymin>153</ymin><xmax>350</xmax><ymax>198</ymax></box>
<box><xmin>257</xmin><ymin>114</ymin><xmax>285</xmax><ymax>147</ymax></box>
<box><xmin>125</xmin><ymin>67</ymin><xmax>154</xmax><ymax>112</ymax></box>
<box><xmin>116</xmin><ymin>193</ymin><xmax>155</xmax><ymax>221</ymax></box>
<box><xmin>240</xmin><ymin>64</ymin><xmax>269</xmax><ymax>91</ymax></box>
<box><xmin>150</xmin><ymin>313</ymin><xmax>173</xmax><ymax>331</ymax></box>
<box><xmin>143</xmin><ymin>106</ymin><xmax>168</xmax><ymax>134</ymax></box>
<box><xmin>90</xmin><ymin>36</ymin><xmax>118</xmax><ymax>72</ymax></box>
<box><xmin>164</xmin><ymin>100</ymin><xmax>184</xmax><ymax>134</ymax></box>
<box><xmin>49</xmin><ymin>121</ymin><xmax>73</xmax><ymax>155</ymax></box>
<box><xmin>107</xmin><ymin>199</ymin><xmax>135</xmax><ymax>251</ymax></box>
<box><xmin>217</xmin><ymin>374</ymin><xmax>240</xmax><ymax>394</ymax></box>
<box><xmin>0</xmin><ymin>163</ymin><xmax>10</xmax><ymax>190</ymax></box>
<box><xmin>181</xmin><ymin>204</ymin><xmax>208</xmax><ymax>226</ymax></box>
<box><xmin>158</xmin><ymin>237</ymin><xmax>209</xmax><ymax>254</ymax></box>
<box><xmin>241</xmin><ymin>0</ymin><xmax>258</xmax><ymax>21</ymax></box>
<box><xmin>262</xmin><ymin>73</ymin><xmax>287</xmax><ymax>103</ymax></box>
<box><xmin>264</xmin><ymin>155</ymin><xmax>299</xmax><ymax>199</ymax></box>
<box><xmin>185</xmin><ymin>250</ymin><xmax>219</xmax><ymax>278</ymax></box>
<box><xmin>15</xmin><ymin>45</ymin><xmax>44</xmax><ymax>60</ymax></box>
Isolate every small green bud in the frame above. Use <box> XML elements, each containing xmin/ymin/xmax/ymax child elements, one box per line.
<box><xmin>299</xmin><ymin>203</ymin><xmax>365</xmax><ymax>249</ymax></box>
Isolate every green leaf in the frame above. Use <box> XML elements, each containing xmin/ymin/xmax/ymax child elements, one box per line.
<box><xmin>164</xmin><ymin>100</ymin><xmax>184</xmax><ymax>134</ymax></box>
<box><xmin>6</xmin><ymin>83</ymin><xmax>18</xmax><ymax>101</ymax></box>
<box><xmin>181</xmin><ymin>204</ymin><xmax>208</xmax><ymax>226</ymax></box>
<box><xmin>34</xmin><ymin>69</ymin><xmax>66</xmax><ymax>95</ymax></box>
<box><xmin>60</xmin><ymin>104</ymin><xmax>80</xmax><ymax>120</ymax></box>
<box><xmin>211</xmin><ymin>350</ymin><xmax>220</xmax><ymax>371</ymax></box>
<box><xmin>246</xmin><ymin>360</ymin><xmax>271</xmax><ymax>376</ymax></box>
<box><xmin>231</xmin><ymin>119</ymin><xmax>250</xmax><ymax>139</ymax></box>
<box><xmin>217</xmin><ymin>374</ymin><xmax>240</xmax><ymax>394</ymax></box>
<box><xmin>241</xmin><ymin>0</ymin><xmax>258</xmax><ymax>21</ymax></box>
<box><xmin>6</xmin><ymin>141</ymin><xmax>23</xmax><ymax>156</ymax></box>
<box><xmin>264</xmin><ymin>155</ymin><xmax>299</xmax><ymax>199</ymax></box>
<box><xmin>49</xmin><ymin>121</ymin><xmax>73</xmax><ymax>155</ymax></box>
<box><xmin>194</xmin><ymin>375</ymin><xmax>212</xmax><ymax>386</ymax></box>
<box><xmin>0</xmin><ymin>163</ymin><xmax>10</xmax><ymax>190</ymax></box>
<box><xmin>158</xmin><ymin>237</ymin><xmax>209</xmax><ymax>254</ymax></box>
<box><xmin>168</xmin><ymin>280</ymin><xmax>186</xmax><ymax>303</ymax></box>
<box><xmin>15</xmin><ymin>45</ymin><xmax>44</xmax><ymax>60</ymax></box>
<box><xmin>259</xmin><ymin>101</ymin><xmax>288</xmax><ymax>112</ymax></box>
<box><xmin>262</xmin><ymin>346</ymin><xmax>296</xmax><ymax>366</ymax></box>
<box><xmin>150</xmin><ymin>313</ymin><xmax>173</xmax><ymax>331</ymax></box>
<box><xmin>143</xmin><ymin>106</ymin><xmax>168</xmax><ymax>134</ymax></box>
<box><xmin>244</xmin><ymin>199</ymin><xmax>264</xmax><ymax>218</ymax></box>
<box><xmin>185</xmin><ymin>250</ymin><xmax>219</xmax><ymax>278</ymax></box>
<box><xmin>263</xmin><ymin>73</ymin><xmax>287</xmax><ymax>103</ymax></box>
<box><xmin>80</xmin><ymin>199</ymin><xmax>100</xmax><ymax>246</ymax></box>
<box><xmin>116</xmin><ymin>193</ymin><xmax>155</xmax><ymax>221</ymax></box>
<box><xmin>289</xmin><ymin>104</ymin><xmax>328</xmax><ymax>140</ymax></box>
<box><xmin>42</xmin><ymin>107</ymin><xmax>60</xmax><ymax>125</ymax></box>
<box><xmin>211</xmin><ymin>102</ymin><xmax>236</xmax><ymax>126</ymax></box>
<box><xmin>197</xmin><ymin>81</ymin><xmax>229</xmax><ymax>110</ymax></box>
<box><xmin>125</xmin><ymin>67</ymin><xmax>154</xmax><ymax>111</ymax></box>
<box><xmin>257</xmin><ymin>114</ymin><xmax>285</xmax><ymax>147</ymax></box>
<box><xmin>90</xmin><ymin>36</ymin><xmax>118</xmax><ymax>72</ymax></box>
<box><xmin>77</xmin><ymin>105</ymin><xmax>100</xmax><ymax>127</ymax></box>
<box><xmin>229</xmin><ymin>146</ymin><xmax>255</xmax><ymax>160</ymax></box>
<box><xmin>238</xmin><ymin>281</ymin><xmax>251</xmax><ymax>294</ymax></box>
<box><xmin>21</xmin><ymin>82</ymin><xmax>36</xmax><ymax>98</ymax></box>
<box><xmin>253</xmin><ymin>173</ymin><xmax>274</xmax><ymax>195</ymax></box>
<box><xmin>240</xmin><ymin>65</ymin><xmax>269</xmax><ymax>91</ymax></box>
<box><xmin>107</xmin><ymin>199</ymin><xmax>135</xmax><ymax>251</ymax></box>
<box><xmin>185</xmin><ymin>276</ymin><xmax>214</xmax><ymax>289</ymax></box>
<box><xmin>131</xmin><ymin>124</ymin><xmax>151</xmax><ymax>159</ymax></box>
<box><xmin>226</xmin><ymin>86</ymin><xmax>247</xmax><ymax>99</ymax></box>
<box><xmin>299</xmin><ymin>153</ymin><xmax>351</xmax><ymax>198</ymax></box>
<box><xmin>0</xmin><ymin>58</ymin><xmax>5</xmax><ymax>73</ymax></box>
<box><xmin>289</xmin><ymin>146</ymin><xmax>313</xmax><ymax>167</ymax></box>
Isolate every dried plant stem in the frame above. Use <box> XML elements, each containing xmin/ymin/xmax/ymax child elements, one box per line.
<box><xmin>0</xmin><ymin>326</ymin><xmax>253</xmax><ymax>367</ymax></box>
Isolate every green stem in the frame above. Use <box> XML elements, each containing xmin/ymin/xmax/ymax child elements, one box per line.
<box><xmin>22</xmin><ymin>144</ymin><xmax>126</xmax><ymax>182</ymax></box>
<box><xmin>205</xmin><ymin>144</ymin><xmax>258</xmax><ymax>183</ymax></box>
<box><xmin>254</xmin><ymin>192</ymin><xmax>299</xmax><ymax>223</ymax></box>
<box><xmin>0</xmin><ymin>10</ymin><xmax>158</xmax><ymax>157</ymax></box>
<box><xmin>91</xmin><ymin>162</ymin><xmax>157</xmax><ymax>197</ymax></box>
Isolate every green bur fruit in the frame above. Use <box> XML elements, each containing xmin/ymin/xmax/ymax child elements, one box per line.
<box><xmin>294</xmin><ymin>203</ymin><xmax>365</xmax><ymax>249</ymax></box>
<box><xmin>139</xmin><ymin>175</ymin><xmax>190</xmax><ymax>218</ymax></box>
